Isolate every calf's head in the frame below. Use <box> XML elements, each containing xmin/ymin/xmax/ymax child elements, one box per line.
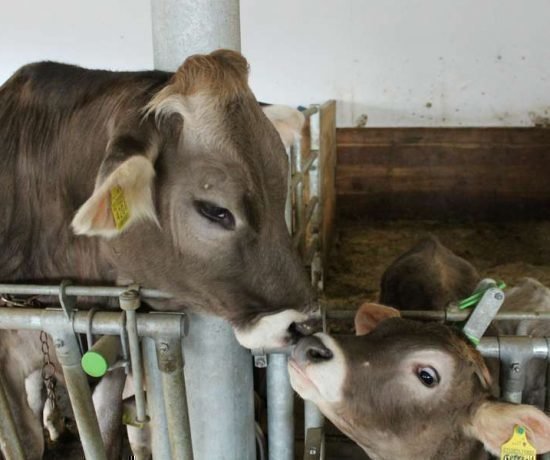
<box><xmin>289</xmin><ymin>303</ymin><xmax>550</xmax><ymax>459</ymax></box>
<box><xmin>71</xmin><ymin>50</ymin><xmax>313</xmax><ymax>349</ymax></box>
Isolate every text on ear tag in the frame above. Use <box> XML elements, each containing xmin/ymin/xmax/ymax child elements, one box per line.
<box><xmin>110</xmin><ymin>186</ymin><xmax>130</xmax><ymax>230</ymax></box>
<box><xmin>500</xmin><ymin>425</ymin><xmax>536</xmax><ymax>460</ymax></box>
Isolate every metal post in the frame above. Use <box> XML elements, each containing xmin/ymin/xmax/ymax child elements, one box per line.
<box><xmin>150</xmin><ymin>4</ymin><xmax>255</xmax><ymax>459</ymax></box>
<box><xmin>0</xmin><ymin>371</ymin><xmax>25</xmax><ymax>460</ymax></box>
<box><xmin>184</xmin><ymin>313</ymin><xmax>255</xmax><ymax>460</ymax></box>
<box><xmin>151</xmin><ymin>0</ymin><xmax>241</xmax><ymax>71</ymax></box>
<box><xmin>304</xmin><ymin>401</ymin><xmax>324</xmax><ymax>433</ymax></box>
<box><xmin>120</xmin><ymin>290</ymin><xmax>147</xmax><ymax>424</ymax></box>
<box><xmin>156</xmin><ymin>338</ymin><xmax>194</xmax><ymax>460</ymax></box>
<box><xmin>142</xmin><ymin>337</ymin><xmax>172</xmax><ymax>460</ymax></box>
<box><xmin>267</xmin><ymin>353</ymin><xmax>294</xmax><ymax>460</ymax></box>
<box><xmin>45</xmin><ymin>323</ymin><xmax>107</xmax><ymax>460</ymax></box>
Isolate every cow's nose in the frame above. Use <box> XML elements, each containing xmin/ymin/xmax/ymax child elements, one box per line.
<box><xmin>294</xmin><ymin>336</ymin><xmax>333</xmax><ymax>365</ymax></box>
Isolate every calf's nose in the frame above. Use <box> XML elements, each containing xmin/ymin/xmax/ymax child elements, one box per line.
<box><xmin>293</xmin><ymin>336</ymin><xmax>333</xmax><ymax>365</ymax></box>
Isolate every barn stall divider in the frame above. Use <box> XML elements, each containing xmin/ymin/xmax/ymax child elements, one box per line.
<box><xmin>0</xmin><ymin>100</ymin><xmax>337</xmax><ymax>460</ymax></box>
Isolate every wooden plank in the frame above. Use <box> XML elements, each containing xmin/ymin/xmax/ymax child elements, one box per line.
<box><xmin>319</xmin><ymin>100</ymin><xmax>337</xmax><ymax>266</ymax></box>
<box><xmin>335</xmin><ymin>127</ymin><xmax>550</xmax><ymax>221</ymax></box>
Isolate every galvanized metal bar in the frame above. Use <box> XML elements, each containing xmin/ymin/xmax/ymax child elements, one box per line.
<box><xmin>267</xmin><ymin>353</ymin><xmax>294</xmax><ymax>460</ymax></box>
<box><xmin>0</xmin><ymin>370</ymin><xmax>25</xmax><ymax>460</ymax></box>
<box><xmin>304</xmin><ymin>400</ymin><xmax>324</xmax><ymax>433</ymax></box>
<box><xmin>301</xmin><ymin>106</ymin><xmax>319</xmax><ymax>118</ymax></box>
<box><xmin>0</xmin><ymin>283</ymin><xmax>171</xmax><ymax>299</ymax></box>
<box><xmin>184</xmin><ymin>313</ymin><xmax>255</xmax><ymax>460</ymax></box>
<box><xmin>0</xmin><ymin>307</ymin><xmax>186</xmax><ymax>338</ymax></box>
<box><xmin>325</xmin><ymin>309</ymin><xmax>550</xmax><ymax>322</ymax></box>
<box><xmin>304</xmin><ymin>235</ymin><xmax>320</xmax><ymax>266</ymax></box>
<box><xmin>119</xmin><ymin>291</ymin><xmax>147</xmax><ymax>424</ymax></box>
<box><xmin>157</xmin><ymin>338</ymin><xmax>194</xmax><ymax>460</ymax></box>
<box><xmin>293</xmin><ymin>197</ymin><xmax>319</xmax><ymax>248</ymax></box>
<box><xmin>290</xmin><ymin>153</ymin><xmax>318</xmax><ymax>190</ymax></box>
<box><xmin>544</xmin><ymin>338</ymin><xmax>550</xmax><ymax>460</ymax></box>
<box><xmin>302</xmin><ymin>151</ymin><xmax>318</xmax><ymax>175</ymax></box>
<box><xmin>142</xmin><ymin>337</ymin><xmax>172</xmax><ymax>460</ymax></box>
<box><xmin>44</xmin><ymin>322</ymin><xmax>107</xmax><ymax>460</ymax></box>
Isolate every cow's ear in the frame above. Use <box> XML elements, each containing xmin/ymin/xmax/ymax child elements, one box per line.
<box><xmin>71</xmin><ymin>155</ymin><xmax>158</xmax><ymax>238</ymax></box>
<box><xmin>354</xmin><ymin>303</ymin><xmax>400</xmax><ymax>336</ymax></box>
<box><xmin>466</xmin><ymin>401</ymin><xmax>550</xmax><ymax>455</ymax></box>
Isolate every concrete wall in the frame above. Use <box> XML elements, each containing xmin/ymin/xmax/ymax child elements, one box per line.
<box><xmin>2</xmin><ymin>1</ymin><xmax>550</xmax><ymax>127</ymax></box>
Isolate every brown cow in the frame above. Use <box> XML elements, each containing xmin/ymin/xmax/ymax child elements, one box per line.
<box><xmin>379</xmin><ymin>235</ymin><xmax>479</xmax><ymax>311</ymax></box>
<box><xmin>289</xmin><ymin>303</ymin><xmax>550</xmax><ymax>460</ymax></box>
<box><xmin>0</xmin><ymin>50</ymin><xmax>313</xmax><ymax>458</ymax></box>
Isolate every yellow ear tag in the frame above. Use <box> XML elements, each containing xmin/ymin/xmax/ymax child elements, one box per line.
<box><xmin>110</xmin><ymin>186</ymin><xmax>130</xmax><ymax>230</ymax></box>
<box><xmin>500</xmin><ymin>425</ymin><xmax>536</xmax><ymax>460</ymax></box>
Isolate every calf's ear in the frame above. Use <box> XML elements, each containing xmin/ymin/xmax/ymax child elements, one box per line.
<box><xmin>72</xmin><ymin>154</ymin><xmax>158</xmax><ymax>238</ymax></box>
<box><xmin>354</xmin><ymin>303</ymin><xmax>400</xmax><ymax>336</ymax></box>
<box><xmin>466</xmin><ymin>401</ymin><xmax>550</xmax><ymax>455</ymax></box>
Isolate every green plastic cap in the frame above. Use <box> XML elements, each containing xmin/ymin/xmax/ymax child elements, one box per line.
<box><xmin>81</xmin><ymin>351</ymin><xmax>108</xmax><ymax>377</ymax></box>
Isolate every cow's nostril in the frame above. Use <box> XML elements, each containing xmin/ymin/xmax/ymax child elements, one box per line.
<box><xmin>295</xmin><ymin>336</ymin><xmax>333</xmax><ymax>364</ymax></box>
<box><xmin>306</xmin><ymin>346</ymin><xmax>333</xmax><ymax>362</ymax></box>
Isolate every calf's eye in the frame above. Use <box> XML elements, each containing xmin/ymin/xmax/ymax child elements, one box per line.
<box><xmin>194</xmin><ymin>200</ymin><xmax>235</xmax><ymax>230</ymax></box>
<box><xmin>416</xmin><ymin>367</ymin><xmax>440</xmax><ymax>387</ymax></box>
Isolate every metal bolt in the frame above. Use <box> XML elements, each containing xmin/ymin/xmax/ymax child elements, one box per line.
<box><xmin>159</xmin><ymin>342</ymin><xmax>169</xmax><ymax>353</ymax></box>
<box><xmin>309</xmin><ymin>447</ymin><xmax>318</xmax><ymax>454</ymax></box>
<box><xmin>54</xmin><ymin>339</ymin><xmax>64</xmax><ymax>348</ymax></box>
<box><xmin>494</xmin><ymin>292</ymin><xmax>504</xmax><ymax>301</ymax></box>
<box><xmin>254</xmin><ymin>355</ymin><xmax>267</xmax><ymax>368</ymax></box>
<box><xmin>511</xmin><ymin>363</ymin><xmax>521</xmax><ymax>373</ymax></box>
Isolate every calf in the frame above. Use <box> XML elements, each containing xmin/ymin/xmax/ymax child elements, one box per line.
<box><xmin>289</xmin><ymin>303</ymin><xmax>550</xmax><ymax>460</ymax></box>
<box><xmin>380</xmin><ymin>236</ymin><xmax>479</xmax><ymax>310</ymax></box>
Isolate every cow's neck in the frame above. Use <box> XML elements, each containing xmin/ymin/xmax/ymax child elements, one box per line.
<box><xmin>324</xmin><ymin>410</ymin><xmax>487</xmax><ymax>460</ymax></box>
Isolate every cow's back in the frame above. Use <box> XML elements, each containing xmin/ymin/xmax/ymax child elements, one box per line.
<box><xmin>0</xmin><ymin>62</ymin><xmax>171</xmax><ymax>282</ymax></box>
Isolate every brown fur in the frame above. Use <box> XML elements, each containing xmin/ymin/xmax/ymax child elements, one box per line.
<box><xmin>380</xmin><ymin>235</ymin><xmax>480</xmax><ymax>310</ymax></box>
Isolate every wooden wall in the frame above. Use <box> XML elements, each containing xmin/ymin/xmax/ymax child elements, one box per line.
<box><xmin>336</xmin><ymin>128</ymin><xmax>550</xmax><ymax>221</ymax></box>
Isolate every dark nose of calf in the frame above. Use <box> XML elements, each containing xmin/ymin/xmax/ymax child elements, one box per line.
<box><xmin>294</xmin><ymin>336</ymin><xmax>333</xmax><ymax>365</ymax></box>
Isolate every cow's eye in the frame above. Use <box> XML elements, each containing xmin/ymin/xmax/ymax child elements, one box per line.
<box><xmin>416</xmin><ymin>367</ymin><xmax>440</xmax><ymax>387</ymax></box>
<box><xmin>194</xmin><ymin>200</ymin><xmax>235</xmax><ymax>230</ymax></box>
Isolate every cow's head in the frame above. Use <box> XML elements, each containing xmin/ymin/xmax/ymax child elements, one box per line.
<box><xmin>289</xmin><ymin>303</ymin><xmax>550</xmax><ymax>459</ymax></box>
<box><xmin>71</xmin><ymin>50</ymin><xmax>314</xmax><ymax>349</ymax></box>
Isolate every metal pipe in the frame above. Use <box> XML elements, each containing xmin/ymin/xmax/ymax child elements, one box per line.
<box><xmin>325</xmin><ymin>309</ymin><xmax>550</xmax><ymax>322</ymax></box>
<box><xmin>0</xmin><ymin>307</ymin><xmax>186</xmax><ymax>338</ymax></box>
<box><xmin>0</xmin><ymin>283</ymin><xmax>171</xmax><ymax>299</ymax></box>
<box><xmin>142</xmin><ymin>337</ymin><xmax>172</xmax><ymax>460</ymax></box>
<box><xmin>0</xmin><ymin>370</ymin><xmax>25</xmax><ymax>460</ymax></box>
<box><xmin>291</xmin><ymin>153</ymin><xmax>318</xmax><ymax>190</ymax></box>
<box><xmin>119</xmin><ymin>291</ymin><xmax>147</xmax><ymax>424</ymax></box>
<box><xmin>304</xmin><ymin>401</ymin><xmax>324</xmax><ymax>433</ymax></box>
<box><xmin>267</xmin><ymin>353</ymin><xmax>294</xmax><ymax>460</ymax></box>
<box><xmin>44</xmin><ymin>322</ymin><xmax>107</xmax><ymax>460</ymax></box>
<box><xmin>293</xmin><ymin>197</ymin><xmax>319</xmax><ymax>248</ymax></box>
<box><xmin>301</xmin><ymin>106</ymin><xmax>319</xmax><ymax>118</ymax></box>
<box><xmin>184</xmin><ymin>313</ymin><xmax>255</xmax><ymax>460</ymax></box>
<box><xmin>292</xmin><ymin>138</ymin><xmax>305</xmax><ymax>253</ymax></box>
<box><xmin>151</xmin><ymin>0</ymin><xmax>241</xmax><ymax>71</ymax></box>
<box><xmin>157</xmin><ymin>338</ymin><xmax>194</xmax><ymax>460</ymax></box>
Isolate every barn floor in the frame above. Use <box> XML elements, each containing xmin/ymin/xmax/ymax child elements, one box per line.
<box><xmin>311</xmin><ymin>218</ymin><xmax>550</xmax><ymax>459</ymax></box>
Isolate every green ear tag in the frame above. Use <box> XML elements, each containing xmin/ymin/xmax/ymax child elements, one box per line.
<box><xmin>110</xmin><ymin>185</ymin><xmax>130</xmax><ymax>230</ymax></box>
<box><xmin>500</xmin><ymin>425</ymin><xmax>536</xmax><ymax>460</ymax></box>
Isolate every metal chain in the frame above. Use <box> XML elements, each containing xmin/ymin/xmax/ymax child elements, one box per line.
<box><xmin>0</xmin><ymin>295</ymin><xmax>58</xmax><ymax>409</ymax></box>
<box><xmin>40</xmin><ymin>330</ymin><xmax>57</xmax><ymax>411</ymax></box>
